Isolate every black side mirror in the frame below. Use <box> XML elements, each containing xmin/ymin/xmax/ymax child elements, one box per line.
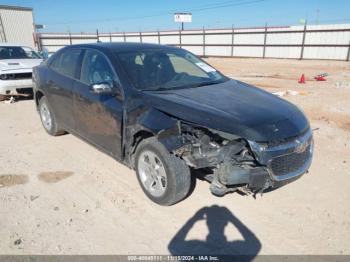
<box><xmin>90</xmin><ymin>82</ymin><xmax>118</xmax><ymax>95</ymax></box>
<box><xmin>90</xmin><ymin>82</ymin><xmax>114</xmax><ymax>95</ymax></box>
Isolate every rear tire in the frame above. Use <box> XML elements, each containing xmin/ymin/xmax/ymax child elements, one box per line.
<box><xmin>134</xmin><ymin>137</ymin><xmax>191</xmax><ymax>206</ymax></box>
<box><xmin>38</xmin><ymin>96</ymin><xmax>65</xmax><ymax>136</ymax></box>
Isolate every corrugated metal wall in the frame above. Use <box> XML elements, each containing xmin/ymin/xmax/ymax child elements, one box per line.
<box><xmin>39</xmin><ymin>23</ymin><xmax>350</xmax><ymax>61</ymax></box>
<box><xmin>0</xmin><ymin>7</ymin><xmax>35</xmax><ymax>47</ymax></box>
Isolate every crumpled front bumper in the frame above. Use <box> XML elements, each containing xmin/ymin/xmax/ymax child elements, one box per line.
<box><xmin>249</xmin><ymin>128</ymin><xmax>313</xmax><ymax>182</ymax></box>
<box><xmin>212</xmin><ymin>129</ymin><xmax>313</xmax><ymax>195</ymax></box>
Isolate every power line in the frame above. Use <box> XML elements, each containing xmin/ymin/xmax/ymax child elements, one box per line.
<box><xmin>188</xmin><ymin>0</ymin><xmax>266</xmax><ymax>12</ymax></box>
<box><xmin>46</xmin><ymin>0</ymin><xmax>261</xmax><ymax>25</ymax></box>
<box><xmin>45</xmin><ymin>0</ymin><xmax>267</xmax><ymax>25</ymax></box>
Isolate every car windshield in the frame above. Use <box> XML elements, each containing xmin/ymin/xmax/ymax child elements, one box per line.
<box><xmin>0</xmin><ymin>46</ymin><xmax>41</xmax><ymax>59</ymax></box>
<box><xmin>117</xmin><ymin>48</ymin><xmax>228</xmax><ymax>91</ymax></box>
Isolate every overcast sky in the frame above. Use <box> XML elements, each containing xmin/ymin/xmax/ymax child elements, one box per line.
<box><xmin>2</xmin><ymin>0</ymin><xmax>350</xmax><ymax>32</ymax></box>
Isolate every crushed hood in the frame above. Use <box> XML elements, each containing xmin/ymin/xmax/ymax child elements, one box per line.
<box><xmin>0</xmin><ymin>59</ymin><xmax>42</xmax><ymax>73</ymax></box>
<box><xmin>143</xmin><ymin>79</ymin><xmax>309</xmax><ymax>142</ymax></box>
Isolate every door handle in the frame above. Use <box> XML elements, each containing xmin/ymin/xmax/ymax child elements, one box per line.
<box><xmin>46</xmin><ymin>80</ymin><xmax>53</xmax><ymax>85</ymax></box>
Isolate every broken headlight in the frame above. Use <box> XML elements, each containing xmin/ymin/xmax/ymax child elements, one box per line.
<box><xmin>248</xmin><ymin>140</ymin><xmax>268</xmax><ymax>153</ymax></box>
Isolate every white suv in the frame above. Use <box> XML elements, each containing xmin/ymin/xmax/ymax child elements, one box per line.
<box><xmin>0</xmin><ymin>43</ymin><xmax>43</xmax><ymax>96</ymax></box>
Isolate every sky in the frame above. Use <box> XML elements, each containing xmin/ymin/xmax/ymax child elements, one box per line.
<box><xmin>1</xmin><ymin>0</ymin><xmax>350</xmax><ymax>33</ymax></box>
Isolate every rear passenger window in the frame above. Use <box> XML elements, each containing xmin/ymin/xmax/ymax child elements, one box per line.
<box><xmin>50</xmin><ymin>49</ymin><xmax>82</xmax><ymax>79</ymax></box>
<box><xmin>49</xmin><ymin>53</ymin><xmax>62</xmax><ymax>70</ymax></box>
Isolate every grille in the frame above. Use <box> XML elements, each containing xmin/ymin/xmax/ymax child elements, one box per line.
<box><xmin>0</xmin><ymin>73</ymin><xmax>32</xmax><ymax>80</ymax></box>
<box><xmin>270</xmin><ymin>145</ymin><xmax>311</xmax><ymax>177</ymax></box>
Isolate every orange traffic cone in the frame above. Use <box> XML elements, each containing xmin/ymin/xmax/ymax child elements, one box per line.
<box><xmin>298</xmin><ymin>74</ymin><xmax>306</xmax><ymax>84</ymax></box>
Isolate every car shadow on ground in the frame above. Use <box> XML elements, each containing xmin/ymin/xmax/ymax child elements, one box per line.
<box><xmin>168</xmin><ymin>205</ymin><xmax>261</xmax><ymax>261</ymax></box>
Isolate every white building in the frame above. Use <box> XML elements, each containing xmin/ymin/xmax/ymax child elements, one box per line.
<box><xmin>0</xmin><ymin>5</ymin><xmax>35</xmax><ymax>48</ymax></box>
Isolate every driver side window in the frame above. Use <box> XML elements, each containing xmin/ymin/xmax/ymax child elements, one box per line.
<box><xmin>80</xmin><ymin>49</ymin><xmax>115</xmax><ymax>85</ymax></box>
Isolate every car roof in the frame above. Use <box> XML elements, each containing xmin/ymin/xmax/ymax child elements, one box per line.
<box><xmin>65</xmin><ymin>42</ymin><xmax>177</xmax><ymax>53</ymax></box>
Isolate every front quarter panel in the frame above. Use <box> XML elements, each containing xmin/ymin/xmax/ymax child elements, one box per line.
<box><xmin>123</xmin><ymin>94</ymin><xmax>180</xmax><ymax>166</ymax></box>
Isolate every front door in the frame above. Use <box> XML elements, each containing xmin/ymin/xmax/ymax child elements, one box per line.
<box><xmin>73</xmin><ymin>49</ymin><xmax>123</xmax><ymax>159</ymax></box>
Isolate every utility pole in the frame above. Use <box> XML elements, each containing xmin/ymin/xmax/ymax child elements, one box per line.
<box><xmin>263</xmin><ymin>22</ymin><xmax>267</xmax><ymax>59</ymax></box>
<box><xmin>300</xmin><ymin>20</ymin><xmax>307</xmax><ymax>60</ymax></box>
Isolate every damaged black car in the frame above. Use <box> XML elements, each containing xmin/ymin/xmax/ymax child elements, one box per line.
<box><xmin>33</xmin><ymin>42</ymin><xmax>313</xmax><ymax>206</ymax></box>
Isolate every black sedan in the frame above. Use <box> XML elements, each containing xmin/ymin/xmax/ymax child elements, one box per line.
<box><xmin>33</xmin><ymin>43</ymin><xmax>313</xmax><ymax>205</ymax></box>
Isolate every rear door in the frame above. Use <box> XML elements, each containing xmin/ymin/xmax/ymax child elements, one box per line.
<box><xmin>47</xmin><ymin>48</ymin><xmax>83</xmax><ymax>130</ymax></box>
<box><xmin>73</xmin><ymin>48</ymin><xmax>123</xmax><ymax>159</ymax></box>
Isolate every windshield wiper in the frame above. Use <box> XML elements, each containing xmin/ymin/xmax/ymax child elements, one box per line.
<box><xmin>192</xmin><ymin>80</ymin><xmax>222</xmax><ymax>88</ymax></box>
<box><xmin>143</xmin><ymin>85</ymin><xmax>190</xmax><ymax>91</ymax></box>
<box><xmin>142</xmin><ymin>87</ymin><xmax>172</xmax><ymax>92</ymax></box>
<box><xmin>142</xmin><ymin>81</ymin><xmax>223</xmax><ymax>91</ymax></box>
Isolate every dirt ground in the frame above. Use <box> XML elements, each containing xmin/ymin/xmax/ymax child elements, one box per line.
<box><xmin>0</xmin><ymin>58</ymin><xmax>349</xmax><ymax>256</ymax></box>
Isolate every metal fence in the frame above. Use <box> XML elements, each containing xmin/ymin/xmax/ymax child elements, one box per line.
<box><xmin>38</xmin><ymin>23</ymin><xmax>350</xmax><ymax>61</ymax></box>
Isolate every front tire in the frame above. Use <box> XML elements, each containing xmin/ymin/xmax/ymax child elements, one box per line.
<box><xmin>38</xmin><ymin>96</ymin><xmax>65</xmax><ymax>136</ymax></box>
<box><xmin>134</xmin><ymin>137</ymin><xmax>191</xmax><ymax>206</ymax></box>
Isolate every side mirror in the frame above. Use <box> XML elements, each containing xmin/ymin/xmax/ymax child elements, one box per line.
<box><xmin>90</xmin><ymin>81</ymin><xmax>121</xmax><ymax>96</ymax></box>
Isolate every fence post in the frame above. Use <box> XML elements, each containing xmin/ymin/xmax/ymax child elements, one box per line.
<box><xmin>263</xmin><ymin>23</ymin><xmax>267</xmax><ymax>59</ymax></box>
<box><xmin>139</xmin><ymin>32</ymin><xmax>142</xmax><ymax>43</ymax></box>
<box><xmin>203</xmin><ymin>27</ymin><xmax>206</xmax><ymax>57</ymax></box>
<box><xmin>123</xmin><ymin>32</ymin><xmax>126</xmax><ymax>42</ymax></box>
<box><xmin>347</xmin><ymin>41</ymin><xmax>350</xmax><ymax>61</ymax></box>
<box><xmin>231</xmin><ymin>25</ymin><xmax>234</xmax><ymax>57</ymax></box>
<box><xmin>179</xmin><ymin>30</ymin><xmax>182</xmax><ymax>48</ymax></box>
<box><xmin>69</xmin><ymin>32</ymin><xmax>72</xmax><ymax>45</ymax></box>
<box><xmin>36</xmin><ymin>33</ymin><xmax>42</xmax><ymax>51</ymax></box>
<box><xmin>157</xmin><ymin>30</ymin><xmax>160</xmax><ymax>44</ymax></box>
<box><xmin>300</xmin><ymin>21</ymin><xmax>307</xmax><ymax>60</ymax></box>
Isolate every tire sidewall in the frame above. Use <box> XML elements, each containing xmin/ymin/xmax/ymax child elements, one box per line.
<box><xmin>39</xmin><ymin>97</ymin><xmax>56</xmax><ymax>135</ymax></box>
<box><xmin>135</xmin><ymin>141</ymin><xmax>177</xmax><ymax>205</ymax></box>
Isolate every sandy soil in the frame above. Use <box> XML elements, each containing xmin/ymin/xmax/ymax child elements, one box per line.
<box><xmin>0</xmin><ymin>58</ymin><xmax>349</xmax><ymax>255</ymax></box>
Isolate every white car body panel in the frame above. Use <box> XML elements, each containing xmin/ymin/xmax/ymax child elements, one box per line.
<box><xmin>0</xmin><ymin>44</ymin><xmax>43</xmax><ymax>95</ymax></box>
<box><xmin>0</xmin><ymin>59</ymin><xmax>42</xmax><ymax>72</ymax></box>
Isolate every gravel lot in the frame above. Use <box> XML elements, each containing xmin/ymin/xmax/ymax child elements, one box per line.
<box><xmin>0</xmin><ymin>58</ymin><xmax>349</xmax><ymax>255</ymax></box>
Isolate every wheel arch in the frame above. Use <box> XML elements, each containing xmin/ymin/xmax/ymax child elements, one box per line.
<box><xmin>34</xmin><ymin>90</ymin><xmax>45</xmax><ymax>107</ymax></box>
<box><xmin>125</xmin><ymin>108</ymin><xmax>180</xmax><ymax>168</ymax></box>
<box><xmin>126</xmin><ymin>129</ymin><xmax>154</xmax><ymax>168</ymax></box>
